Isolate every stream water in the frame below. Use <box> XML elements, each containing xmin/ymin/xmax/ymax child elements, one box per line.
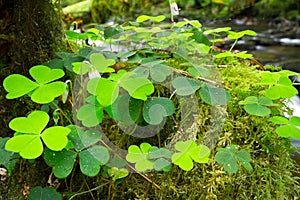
<box><xmin>204</xmin><ymin>19</ymin><xmax>300</xmax><ymax>71</ymax></box>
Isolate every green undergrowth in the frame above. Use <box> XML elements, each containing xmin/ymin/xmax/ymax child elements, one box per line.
<box><xmin>2</xmin><ymin>14</ymin><xmax>300</xmax><ymax>199</ymax></box>
<box><xmin>51</xmin><ymin>63</ymin><xmax>299</xmax><ymax>199</ymax></box>
<box><xmin>87</xmin><ymin>63</ymin><xmax>300</xmax><ymax>199</ymax></box>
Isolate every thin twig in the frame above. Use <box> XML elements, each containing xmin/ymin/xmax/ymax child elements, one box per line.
<box><xmin>127</xmin><ymin>164</ymin><xmax>161</xmax><ymax>190</ymax></box>
<box><xmin>173</xmin><ymin>68</ymin><xmax>222</xmax><ymax>87</ymax></box>
<box><xmin>68</xmin><ymin>182</ymin><xmax>110</xmax><ymax>200</ymax></box>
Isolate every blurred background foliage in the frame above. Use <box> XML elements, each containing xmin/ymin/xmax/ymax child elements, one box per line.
<box><xmin>61</xmin><ymin>0</ymin><xmax>300</xmax><ymax>25</ymax></box>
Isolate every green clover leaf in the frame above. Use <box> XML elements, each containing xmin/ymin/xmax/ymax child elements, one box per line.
<box><xmin>265</xmin><ymin>76</ymin><xmax>298</xmax><ymax>100</ymax></box>
<box><xmin>87</xmin><ymin>70</ymin><xmax>154</xmax><ymax>104</ymax></box>
<box><xmin>5</xmin><ymin>135</ymin><xmax>43</xmax><ymax>159</ymax></box>
<box><xmin>3</xmin><ymin>65</ymin><xmax>65</xmax><ymax>104</ymax></box>
<box><xmin>126</xmin><ymin>143</ymin><xmax>154</xmax><ymax>172</ymax></box>
<box><xmin>29</xmin><ymin>65</ymin><xmax>64</xmax><ymax>84</ymax></box>
<box><xmin>87</xmin><ymin>78</ymin><xmax>119</xmax><ymax>107</ymax></box>
<box><xmin>136</xmin><ymin>15</ymin><xmax>166</xmax><ymax>23</ymax></box>
<box><xmin>172</xmin><ymin>77</ymin><xmax>201</xmax><ymax>96</ymax></box>
<box><xmin>147</xmin><ymin>147</ymin><xmax>173</xmax><ymax>172</ymax></box>
<box><xmin>41</xmin><ymin>126</ymin><xmax>70</xmax><ymax>151</ymax></box>
<box><xmin>67</xmin><ymin>125</ymin><xmax>102</xmax><ymax>151</ymax></box>
<box><xmin>199</xmin><ymin>84</ymin><xmax>231</xmax><ymax>106</ymax></box>
<box><xmin>171</xmin><ymin>140</ymin><xmax>210</xmax><ymax>171</ymax></box>
<box><xmin>68</xmin><ymin>126</ymin><xmax>109</xmax><ymax>177</ymax></box>
<box><xmin>76</xmin><ymin>96</ymin><xmax>104</xmax><ymax>127</ymax></box>
<box><xmin>44</xmin><ymin>148</ymin><xmax>77</xmax><ymax>178</ymax></box>
<box><xmin>72</xmin><ymin>61</ymin><xmax>90</xmax><ymax>75</ymax></box>
<box><xmin>3</xmin><ymin>74</ymin><xmax>38</xmax><ymax>99</ymax></box>
<box><xmin>269</xmin><ymin>116</ymin><xmax>300</xmax><ymax>139</ymax></box>
<box><xmin>108</xmin><ymin>167</ymin><xmax>129</xmax><ymax>181</ymax></box>
<box><xmin>106</xmin><ymin>93</ymin><xmax>143</xmax><ymax>125</ymax></box>
<box><xmin>79</xmin><ymin>145</ymin><xmax>110</xmax><ymax>177</ymax></box>
<box><xmin>133</xmin><ymin>62</ymin><xmax>171</xmax><ymax>83</ymax></box>
<box><xmin>215</xmin><ymin>144</ymin><xmax>252</xmax><ymax>174</ymax></box>
<box><xmin>119</xmin><ymin>77</ymin><xmax>154</xmax><ymax>100</ymax></box>
<box><xmin>239</xmin><ymin>96</ymin><xmax>277</xmax><ymax>116</ymax></box>
<box><xmin>9</xmin><ymin>110</ymin><xmax>49</xmax><ymax>134</ymax></box>
<box><xmin>90</xmin><ymin>53</ymin><xmax>116</xmax><ymax>73</ymax></box>
<box><xmin>28</xmin><ymin>186</ymin><xmax>62</xmax><ymax>200</ymax></box>
<box><xmin>5</xmin><ymin>111</ymin><xmax>70</xmax><ymax>159</ymax></box>
<box><xmin>143</xmin><ymin>97</ymin><xmax>174</xmax><ymax>125</ymax></box>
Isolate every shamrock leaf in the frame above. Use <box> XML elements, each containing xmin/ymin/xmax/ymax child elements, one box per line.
<box><xmin>265</xmin><ymin>76</ymin><xmax>298</xmax><ymax>100</ymax></box>
<box><xmin>87</xmin><ymin>78</ymin><xmax>119</xmax><ymax>107</ymax></box>
<box><xmin>3</xmin><ymin>74</ymin><xmax>38</xmax><ymax>99</ymax></box>
<box><xmin>108</xmin><ymin>167</ymin><xmax>129</xmax><ymax>181</ymax></box>
<box><xmin>31</xmin><ymin>82</ymin><xmax>66</xmax><ymax>104</ymax></box>
<box><xmin>269</xmin><ymin>116</ymin><xmax>300</xmax><ymax>139</ymax></box>
<box><xmin>76</xmin><ymin>96</ymin><xmax>104</xmax><ymax>127</ymax></box>
<box><xmin>90</xmin><ymin>53</ymin><xmax>115</xmax><ymax>73</ymax></box>
<box><xmin>188</xmin><ymin>66</ymin><xmax>210</xmax><ymax>78</ymax></box>
<box><xmin>3</xmin><ymin>65</ymin><xmax>65</xmax><ymax>104</ymax></box>
<box><xmin>136</xmin><ymin>59</ymin><xmax>171</xmax><ymax>82</ymax></box>
<box><xmin>72</xmin><ymin>61</ymin><xmax>90</xmax><ymax>75</ymax></box>
<box><xmin>171</xmin><ymin>140</ymin><xmax>210</xmax><ymax>171</ymax></box>
<box><xmin>79</xmin><ymin>145</ymin><xmax>110</xmax><ymax>177</ymax></box>
<box><xmin>126</xmin><ymin>143</ymin><xmax>154</xmax><ymax>171</ymax></box>
<box><xmin>239</xmin><ymin>96</ymin><xmax>277</xmax><ymax>116</ymax></box>
<box><xmin>147</xmin><ymin>147</ymin><xmax>173</xmax><ymax>172</ymax></box>
<box><xmin>119</xmin><ymin>77</ymin><xmax>154</xmax><ymax>100</ymax></box>
<box><xmin>41</xmin><ymin>126</ymin><xmax>70</xmax><ymax>151</ymax></box>
<box><xmin>106</xmin><ymin>93</ymin><xmax>143</xmax><ymax>125</ymax></box>
<box><xmin>132</xmin><ymin>67</ymin><xmax>150</xmax><ymax>78</ymax></box>
<box><xmin>29</xmin><ymin>65</ymin><xmax>64</xmax><ymax>84</ymax></box>
<box><xmin>199</xmin><ymin>84</ymin><xmax>230</xmax><ymax>106</ymax></box>
<box><xmin>44</xmin><ymin>148</ymin><xmax>77</xmax><ymax>178</ymax></box>
<box><xmin>172</xmin><ymin>77</ymin><xmax>201</xmax><ymax>96</ymax></box>
<box><xmin>9</xmin><ymin>110</ymin><xmax>49</xmax><ymax>134</ymax></box>
<box><xmin>68</xmin><ymin>125</ymin><xmax>102</xmax><ymax>151</ymax></box>
<box><xmin>28</xmin><ymin>186</ymin><xmax>62</xmax><ymax>200</ymax></box>
<box><xmin>5</xmin><ymin>135</ymin><xmax>43</xmax><ymax>159</ymax></box>
<box><xmin>143</xmin><ymin>97</ymin><xmax>174</xmax><ymax>125</ymax></box>
<box><xmin>5</xmin><ymin>111</ymin><xmax>70</xmax><ymax>159</ymax></box>
<box><xmin>116</xmin><ymin>51</ymin><xmax>136</xmax><ymax>59</ymax></box>
<box><xmin>150</xmin><ymin>64</ymin><xmax>172</xmax><ymax>82</ymax></box>
<box><xmin>215</xmin><ymin>144</ymin><xmax>252</xmax><ymax>174</ymax></box>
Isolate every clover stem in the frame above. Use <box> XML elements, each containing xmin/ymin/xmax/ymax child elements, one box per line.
<box><xmin>51</xmin><ymin>101</ymin><xmax>73</xmax><ymax>124</ymax></box>
<box><xmin>229</xmin><ymin>39</ymin><xmax>238</xmax><ymax>52</ymax></box>
<box><xmin>68</xmin><ymin>181</ymin><xmax>110</xmax><ymax>200</ymax></box>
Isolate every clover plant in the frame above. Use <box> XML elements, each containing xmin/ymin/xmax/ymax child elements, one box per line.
<box><xmin>171</xmin><ymin>140</ymin><xmax>210</xmax><ymax>171</ymax></box>
<box><xmin>3</xmin><ymin>14</ymin><xmax>298</xmax><ymax>197</ymax></box>
<box><xmin>269</xmin><ymin>116</ymin><xmax>300</xmax><ymax>139</ymax></box>
<box><xmin>239</xmin><ymin>96</ymin><xmax>278</xmax><ymax>116</ymax></box>
<box><xmin>215</xmin><ymin>144</ymin><xmax>252</xmax><ymax>174</ymax></box>
<box><xmin>5</xmin><ymin>111</ymin><xmax>70</xmax><ymax>159</ymax></box>
<box><xmin>260</xmin><ymin>71</ymin><xmax>298</xmax><ymax>99</ymax></box>
<box><xmin>3</xmin><ymin>65</ymin><xmax>66</xmax><ymax>104</ymax></box>
<box><xmin>28</xmin><ymin>186</ymin><xmax>62</xmax><ymax>200</ymax></box>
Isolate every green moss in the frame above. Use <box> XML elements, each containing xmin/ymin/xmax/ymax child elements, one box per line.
<box><xmin>64</xmin><ymin>61</ymin><xmax>300</xmax><ymax>199</ymax></box>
